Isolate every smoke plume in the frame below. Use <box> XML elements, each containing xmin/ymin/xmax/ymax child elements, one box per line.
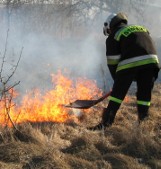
<box><xmin>0</xmin><ymin>1</ymin><xmax>160</xmax><ymax>96</ymax></box>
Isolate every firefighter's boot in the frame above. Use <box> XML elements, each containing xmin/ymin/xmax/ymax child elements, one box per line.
<box><xmin>87</xmin><ymin>108</ymin><xmax>117</xmax><ymax>131</ymax></box>
<box><xmin>137</xmin><ymin>105</ymin><xmax>149</xmax><ymax>123</ymax></box>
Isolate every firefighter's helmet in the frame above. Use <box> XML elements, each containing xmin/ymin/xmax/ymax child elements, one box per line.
<box><xmin>103</xmin><ymin>12</ymin><xmax>128</xmax><ymax>36</ymax></box>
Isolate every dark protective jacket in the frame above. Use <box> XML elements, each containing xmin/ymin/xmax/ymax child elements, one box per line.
<box><xmin>106</xmin><ymin>23</ymin><xmax>160</xmax><ymax>80</ymax></box>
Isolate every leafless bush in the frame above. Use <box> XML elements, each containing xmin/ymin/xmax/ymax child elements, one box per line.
<box><xmin>0</xmin><ymin>28</ymin><xmax>23</xmax><ymax>129</ymax></box>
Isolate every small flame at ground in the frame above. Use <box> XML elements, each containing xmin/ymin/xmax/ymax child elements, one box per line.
<box><xmin>0</xmin><ymin>70</ymin><xmax>102</xmax><ymax>127</ymax></box>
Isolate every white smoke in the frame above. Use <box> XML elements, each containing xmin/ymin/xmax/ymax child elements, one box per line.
<box><xmin>0</xmin><ymin>1</ymin><xmax>160</xmax><ymax>96</ymax></box>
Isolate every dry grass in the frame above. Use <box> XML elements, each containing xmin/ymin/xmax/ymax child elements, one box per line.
<box><xmin>0</xmin><ymin>84</ymin><xmax>160</xmax><ymax>169</ymax></box>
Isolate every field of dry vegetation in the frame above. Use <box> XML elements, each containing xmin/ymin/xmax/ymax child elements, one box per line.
<box><xmin>0</xmin><ymin>83</ymin><xmax>160</xmax><ymax>169</ymax></box>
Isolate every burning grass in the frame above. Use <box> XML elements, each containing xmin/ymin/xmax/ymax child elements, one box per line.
<box><xmin>0</xmin><ymin>79</ymin><xmax>160</xmax><ymax>168</ymax></box>
<box><xmin>0</xmin><ymin>70</ymin><xmax>102</xmax><ymax>127</ymax></box>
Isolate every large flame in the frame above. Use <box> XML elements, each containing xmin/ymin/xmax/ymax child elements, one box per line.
<box><xmin>0</xmin><ymin>70</ymin><xmax>103</xmax><ymax>127</ymax></box>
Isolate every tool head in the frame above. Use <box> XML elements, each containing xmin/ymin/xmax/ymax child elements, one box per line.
<box><xmin>62</xmin><ymin>100</ymin><xmax>98</xmax><ymax>109</ymax></box>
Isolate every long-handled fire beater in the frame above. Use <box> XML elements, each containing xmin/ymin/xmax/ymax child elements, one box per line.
<box><xmin>62</xmin><ymin>90</ymin><xmax>112</xmax><ymax>109</ymax></box>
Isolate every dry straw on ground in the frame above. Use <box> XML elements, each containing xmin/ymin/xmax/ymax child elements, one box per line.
<box><xmin>0</xmin><ymin>84</ymin><xmax>160</xmax><ymax>169</ymax></box>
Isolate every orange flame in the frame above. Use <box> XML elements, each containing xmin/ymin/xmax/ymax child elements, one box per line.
<box><xmin>0</xmin><ymin>70</ymin><xmax>103</xmax><ymax>127</ymax></box>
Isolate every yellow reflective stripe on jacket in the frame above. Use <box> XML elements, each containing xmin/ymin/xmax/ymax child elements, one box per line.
<box><xmin>115</xmin><ymin>25</ymin><xmax>148</xmax><ymax>41</ymax></box>
<box><xmin>107</xmin><ymin>59</ymin><xmax>119</xmax><ymax>65</ymax></box>
<box><xmin>116</xmin><ymin>54</ymin><xmax>159</xmax><ymax>72</ymax></box>
<box><xmin>137</xmin><ymin>100</ymin><xmax>151</xmax><ymax>106</ymax></box>
<box><xmin>109</xmin><ymin>96</ymin><xmax>122</xmax><ymax>104</ymax></box>
<box><xmin>107</xmin><ymin>55</ymin><xmax>121</xmax><ymax>65</ymax></box>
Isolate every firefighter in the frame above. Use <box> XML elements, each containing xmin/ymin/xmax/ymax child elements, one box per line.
<box><xmin>88</xmin><ymin>12</ymin><xmax>160</xmax><ymax>130</ymax></box>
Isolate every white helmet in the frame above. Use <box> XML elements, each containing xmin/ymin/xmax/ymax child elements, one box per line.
<box><xmin>105</xmin><ymin>13</ymin><xmax>117</xmax><ymax>29</ymax></box>
<box><xmin>103</xmin><ymin>13</ymin><xmax>117</xmax><ymax>36</ymax></box>
<box><xmin>103</xmin><ymin>12</ymin><xmax>128</xmax><ymax>36</ymax></box>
